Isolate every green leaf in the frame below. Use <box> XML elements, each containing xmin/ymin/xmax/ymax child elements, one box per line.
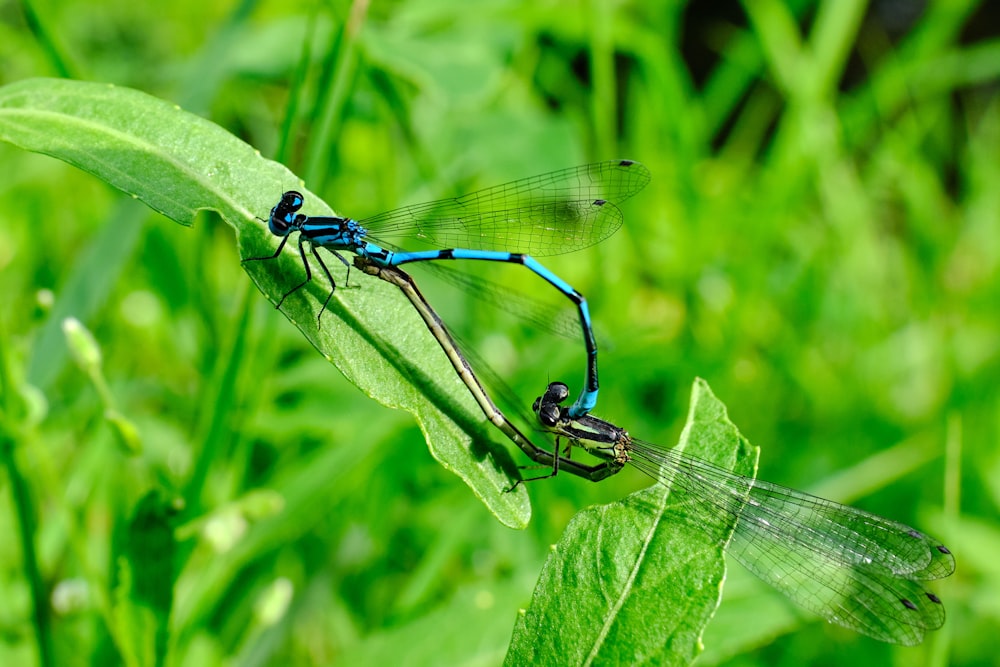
<box><xmin>0</xmin><ymin>77</ymin><xmax>529</xmax><ymax>527</ymax></box>
<box><xmin>505</xmin><ymin>378</ymin><xmax>758</xmax><ymax>666</ymax></box>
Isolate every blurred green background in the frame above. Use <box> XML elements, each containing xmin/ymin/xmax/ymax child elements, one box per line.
<box><xmin>1</xmin><ymin>0</ymin><xmax>998</xmax><ymax>665</ymax></box>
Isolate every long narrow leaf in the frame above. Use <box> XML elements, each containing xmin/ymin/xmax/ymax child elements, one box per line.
<box><xmin>0</xmin><ymin>77</ymin><xmax>530</xmax><ymax>527</ymax></box>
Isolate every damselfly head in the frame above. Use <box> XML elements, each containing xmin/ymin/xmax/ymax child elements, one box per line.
<box><xmin>532</xmin><ymin>382</ymin><xmax>571</xmax><ymax>427</ymax></box>
<box><xmin>268</xmin><ymin>191</ymin><xmax>305</xmax><ymax>235</ymax></box>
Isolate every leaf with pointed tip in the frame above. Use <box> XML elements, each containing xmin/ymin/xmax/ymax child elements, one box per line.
<box><xmin>0</xmin><ymin>77</ymin><xmax>530</xmax><ymax>527</ymax></box>
<box><xmin>506</xmin><ymin>378</ymin><xmax>757</xmax><ymax>666</ymax></box>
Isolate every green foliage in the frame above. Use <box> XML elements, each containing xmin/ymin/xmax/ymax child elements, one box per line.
<box><xmin>507</xmin><ymin>379</ymin><xmax>756</xmax><ymax>666</ymax></box>
<box><xmin>113</xmin><ymin>492</ymin><xmax>178</xmax><ymax>667</ymax></box>
<box><xmin>1</xmin><ymin>1</ymin><xmax>997</xmax><ymax>666</ymax></box>
<box><xmin>0</xmin><ymin>76</ymin><xmax>531</xmax><ymax>526</ymax></box>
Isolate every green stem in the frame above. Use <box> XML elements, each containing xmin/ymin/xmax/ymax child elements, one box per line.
<box><xmin>1</xmin><ymin>435</ymin><xmax>54</xmax><ymax>667</ymax></box>
<box><xmin>18</xmin><ymin>0</ymin><xmax>78</xmax><ymax>78</ymax></box>
<box><xmin>183</xmin><ymin>284</ymin><xmax>255</xmax><ymax>515</ymax></box>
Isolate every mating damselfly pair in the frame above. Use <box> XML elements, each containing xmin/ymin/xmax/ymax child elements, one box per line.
<box><xmin>245</xmin><ymin>160</ymin><xmax>954</xmax><ymax>646</ymax></box>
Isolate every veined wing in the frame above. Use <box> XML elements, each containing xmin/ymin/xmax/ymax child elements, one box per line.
<box><xmin>362</xmin><ymin>160</ymin><xmax>650</xmax><ymax>255</ymax></box>
<box><xmin>626</xmin><ymin>438</ymin><xmax>953</xmax><ymax>644</ymax></box>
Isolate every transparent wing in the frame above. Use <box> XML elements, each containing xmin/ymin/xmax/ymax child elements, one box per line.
<box><xmin>362</xmin><ymin>160</ymin><xmax>651</xmax><ymax>255</ymax></box>
<box><xmin>420</xmin><ymin>264</ymin><xmax>582</xmax><ymax>341</ymax></box>
<box><xmin>627</xmin><ymin>439</ymin><xmax>954</xmax><ymax>645</ymax></box>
